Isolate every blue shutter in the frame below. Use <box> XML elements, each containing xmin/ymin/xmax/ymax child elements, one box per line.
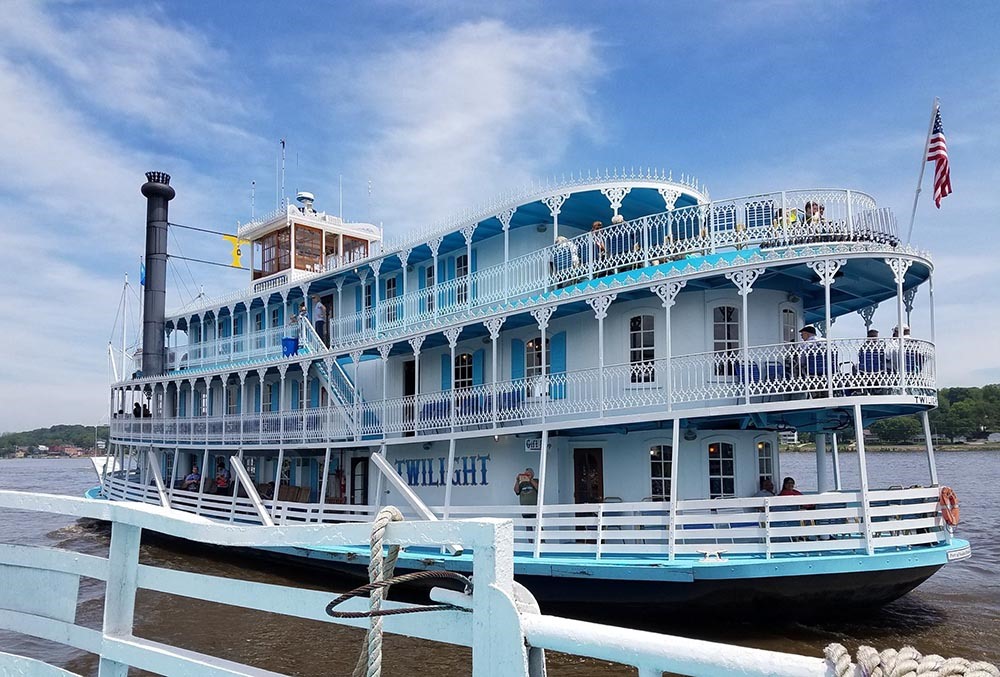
<box><xmin>396</xmin><ymin>273</ymin><xmax>404</xmax><ymax>320</ymax></box>
<box><xmin>310</xmin><ymin>378</ymin><xmax>320</xmax><ymax>407</ymax></box>
<box><xmin>254</xmin><ymin>384</ymin><xmax>261</xmax><ymax>413</ymax></box>
<box><xmin>447</xmin><ymin>256</ymin><xmax>456</xmax><ymax>280</ymax></box>
<box><xmin>437</xmin><ymin>259</ymin><xmax>445</xmax><ymax>309</ymax></box>
<box><xmin>179</xmin><ymin>390</ymin><xmax>187</xmax><ymax>417</ymax></box>
<box><xmin>472</xmin><ymin>349</ymin><xmax>485</xmax><ymax>385</ymax></box>
<box><xmin>441</xmin><ymin>353</ymin><xmax>451</xmax><ymax>391</ymax></box>
<box><xmin>355</xmin><ymin>286</ymin><xmax>362</xmax><ymax>332</ymax></box>
<box><xmin>550</xmin><ymin>331</ymin><xmax>567</xmax><ymax>399</ymax></box>
<box><xmin>236</xmin><ymin>385</ymin><xmax>242</xmax><ymax>413</ymax></box>
<box><xmin>447</xmin><ymin>257</ymin><xmax>456</xmax><ymax>306</ymax></box>
<box><xmin>291</xmin><ymin>380</ymin><xmax>300</xmax><ymax>410</ymax></box>
<box><xmin>270</xmin><ymin>382</ymin><xmax>279</xmax><ymax>412</ymax></box>
<box><xmin>511</xmin><ymin>339</ymin><xmax>525</xmax><ymax>380</ymax></box>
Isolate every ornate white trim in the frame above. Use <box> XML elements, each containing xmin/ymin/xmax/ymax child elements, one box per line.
<box><xmin>601</xmin><ymin>186</ymin><xmax>631</xmax><ymax>216</ymax></box>
<box><xmin>542</xmin><ymin>193</ymin><xmax>569</xmax><ymax>218</ymax></box>
<box><xmin>585</xmin><ymin>294</ymin><xmax>617</xmax><ymax>320</ymax></box>
<box><xmin>484</xmin><ymin>317</ymin><xmax>506</xmax><ymax>341</ymax></box>
<box><xmin>807</xmin><ymin>259</ymin><xmax>846</xmax><ymax>286</ymax></box>
<box><xmin>443</xmin><ymin>327</ymin><xmax>462</xmax><ymax>348</ymax></box>
<box><xmin>725</xmin><ymin>268</ymin><xmax>765</xmax><ymax>296</ymax></box>
<box><xmin>530</xmin><ymin>306</ymin><xmax>555</xmax><ymax>331</ymax></box>
<box><xmin>885</xmin><ymin>257</ymin><xmax>913</xmax><ymax>285</ymax></box>
<box><xmin>652</xmin><ymin>281</ymin><xmax>687</xmax><ymax>308</ymax></box>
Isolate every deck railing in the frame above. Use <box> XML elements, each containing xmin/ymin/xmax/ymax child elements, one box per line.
<box><xmin>163</xmin><ymin>188</ymin><xmax>900</xmax><ymax>374</ymax></box>
<box><xmin>117</xmin><ymin>337</ymin><xmax>936</xmax><ymax>445</ymax></box>
<box><xmin>101</xmin><ymin>475</ymin><xmax>947</xmax><ymax>560</ymax></box>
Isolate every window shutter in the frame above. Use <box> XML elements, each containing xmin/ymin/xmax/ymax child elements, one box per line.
<box><xmin>418</xmin><ymin>266</ymin><xmax>426</xmax><ymax>289</ymax></box>
<box><xmin>310</xmin><ymin>378</ymin><xmax>320</xmax><ymax>407</ymax></box>
<box><xmin>254</xmin><ymin>384</ymin><xmax>261</xmax><ymax>413</ymax></box>
<box><xmin>472</xmin><ymin>349</ymin><xmax>485</xmax><ymax>385</ymax></box>
<box><xmin>179</xmin><ymin>390</ymin><xmax>187</xmax><ymax>417</ymax></box>
<box><xmin>441</xmin><ymin>353</ymin><xmax>451</xmax><ymax>391</ymax></box>
<box><xmin>291</xmin><ymin>380</ymin><xmax>300</xmax><ymax>410</ymax></box>
<box><xmin>511</xmin><ymin>339</ymin><xmax>525</xmax><ymax>380</ymax></box>
<box><xmin>270</xmin><ymin>382</ymin><xmax>280</xmax><ymax>412</ymax></box>
<box><xmin>550</xmin><ymin>331</ymin><xmax>567</xmax><ymax>399</ymax></box>
<box><xmin>470</xmin><ymin>249</ymin><xmax>478</xmax><ymax>299</ymax></box>
<box><xmin>447</xmin><ymin>256</ymin><xmax>456</xmax><ymax>280</ymax></box>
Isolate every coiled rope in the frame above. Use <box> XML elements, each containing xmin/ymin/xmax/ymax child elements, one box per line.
<box><xmin>825</xmin><ymin>643</ymin><xmax>1000</xmax><ymax>677</ymax></box>
<box><xmin>325</xmin><ymin>506</ymin><xmax>472</xmax><ymax>677</ymax></box>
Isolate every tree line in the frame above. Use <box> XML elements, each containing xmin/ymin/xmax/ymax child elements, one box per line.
<box><xmin>0</xmin><ymin>424</ymin><xmax>109</xmax><ymax>454</ymax></box>
<box><xmin>869</xmin><ymin>385</ymin><xmax>1000</xmax><ymax>444</ymax></box>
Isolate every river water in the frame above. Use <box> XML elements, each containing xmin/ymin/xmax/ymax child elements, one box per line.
<box><xmin>0</xmin><ymin>452</ymin><xmax>997</xmax><ymax>675</ymax></box>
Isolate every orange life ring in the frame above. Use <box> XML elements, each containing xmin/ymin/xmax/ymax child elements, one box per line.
<box><xmin>939</xmin><ymin>486</ymin><xmax>960</xmax><ymax>526</ymax></box>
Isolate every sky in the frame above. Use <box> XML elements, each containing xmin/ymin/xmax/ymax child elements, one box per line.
<box><xmin>0</xmin><ymin>0</ymin><xmax>998</xmax><ymax>432</ymax></box>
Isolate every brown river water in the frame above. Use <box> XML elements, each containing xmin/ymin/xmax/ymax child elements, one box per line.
<box><xmin>0</xmin><ymin>453</ymin><xmax>997</xmax><ymax>675</ymax></box>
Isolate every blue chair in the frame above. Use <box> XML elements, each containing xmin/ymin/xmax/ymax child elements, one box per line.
<box><xmin>733</xmin><ymin>362</ymin><xmax>761</xmax><ymax>385</ymax></box>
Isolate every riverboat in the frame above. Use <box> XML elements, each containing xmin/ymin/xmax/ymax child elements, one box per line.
<box><xmin>99</xmin><ymin>170</ymin><xmax>970</xmax><ymax>612</ymax></box>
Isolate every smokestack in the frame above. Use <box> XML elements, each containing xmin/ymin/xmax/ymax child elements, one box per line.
<box><xmin>140</xmin><ymin>172</ymin><xmax>175</xmax><ymax>377</ymax></box>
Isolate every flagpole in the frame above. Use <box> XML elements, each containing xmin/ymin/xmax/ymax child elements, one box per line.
<box><xmin>905</xmin><ymin>97</ymin><xmax>939</xmax><ymax>244</ymax></box>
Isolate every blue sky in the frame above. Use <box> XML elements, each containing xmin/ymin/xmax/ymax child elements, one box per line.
<box><xmin>0</xmin><ymin>0</ymin><xmax>997</xmax><ymax>431</ymax></box>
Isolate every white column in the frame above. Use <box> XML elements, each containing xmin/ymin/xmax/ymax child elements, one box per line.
<box><xmin>277</xmin><ymin>366</ymin><xmax>288</xmax><ymax>439</ymax></box>
<box><xmin>378</xmin><ymin>344</ymin><xmax>391</xmax><ymax>440</ymax></box>
<box><xmin>485</xmin><ymin>318</ymin><xmax>506</xmax><ymax>429</ymax></box>
<box><xmin>922</xmin><ymin>411</ymin><xmax>939</xmax><ymax>485</ymax></box>
<box><xmin>653</xmin><ymin>281</ymin><xmax>686</xmax><ymax>411</ymax></box>
<box><xmin>409</xmin><ymin>336</ymin><xmax>425</xmax><ymax>434</ymax></box>
<box><xmin>831</xmin><ymin>433</ymin><xmax>842</xmax><ymax>491</ymax></box>
<box><xmin>428</xmin><ymin>237</ymin><xmax>442</xmax><ymax>318</ymax></box>
<box><xmin>807</xmin><ymin>259</ymin><xmax>844</xmax><ymax>399</ymax></box>
<box><xmin>351</xmin><ymin>350</ymin><xmax>363</xmax><ymax>440</ymax></box>
<box><xmin>667</xmin><ymin>420</ymin><xmax>681</xmax><ymax>561</ymax></box>
<box><xmin>530</xmin><ymin>307</ymin><xmax>555</xmax><ymax>423</ymax></box>
<box><xmin>928</xmin><ymin>271</ymin><xmax>936</xmax><ymax>344</ymax></box>
<box><xmin>445</xmin><ymin>327</ymin><xmax>462</xmax><ymax>433</ymax></box>
<box><xmin>398</xmin><ymin>248</ymin><xmax>412</xmax><ymax>329</ymax></box>
<box><xmin>532</xmin><ymin>429</ymin><xmax>549</xmax><ymax>558</ymax></box>
<box><xmin>443</xmin><ymin>438</ymin><xmax>457</xmax><ymax>520</ymax></box>
<box><xmin>725</xmin><ymin>270</ymin><xmax>763</xmax><ymax>404</ymax></box>
<box><xmin>498</xmin><ymin>209</ymin><xmax>514</xmax><ymax>305</ymax></box>
<box><xmin>319</xmin><ymin>446</ymin><xmax>332</xmax><ymax>511</ymax></box>
<box><xmin>271</xmin><ymin>447</ymin><xmax>285</xmax><ymax>519</ymax></box>
<box><xmin>853</xmin><ymin>404</ymin><xmax>874</xmax><ymax>555</ymax></box>
<box><xmin>335</xmin><ymin>278</ymin><xmax>344</xmax><ymax>345</ymax></box>
<box><xmin>371</xmin><ymin>259</ymin><xmax>382</xmax><ymax>335</ymax></box>
<box><xmin>586</xmin><ymin>295</ymin><xmax>616</xmax><ymax>418</ymax></box>
<box><xmin>815</xmin><ymin>433</ymin><xmax>828</xmax><ymax>492</ymax></box>
<box><xmin>886</xmin><ymin>258</ymin><xmax>913</xmax><ymax>393</ymax></box>
<box><xmin>462</xmin><ymin>223</ymin><xmax>477</xmax><ymax>309</ymax></box>
<box><xmin>543</xmin><ymin>194</ymin><xmax>568</xmax><ymax>243</ymax></box>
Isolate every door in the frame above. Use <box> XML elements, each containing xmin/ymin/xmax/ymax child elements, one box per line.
<box><xmin>573</xmin><ymin>448</ymin><xmax>604</xmax><ymax>503</ymax></box>
<box><xmin>350</xmin><ymin>457</ymin><xmax>369</xmax><ymax>505</ymax></box>
<box><xmin>403</xmin><ymin>360</ymin><xmax>416</xmax><ymax>436</ymax></box>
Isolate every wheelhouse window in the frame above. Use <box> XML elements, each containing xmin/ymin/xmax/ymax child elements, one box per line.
<box><xmin>757</xmin><ymin>441</ymin><xmax>774</xmax><ymax>484</ymax></box>
<box><xmin>708</xmin><ymin>441</ymin><xmax>735</xmax><ymax>498</ymax></box>
<box><xmin>629</xmin><ymin>314</ymin><xmax>655</xmax><ymax>383</ymax></box>
<box><xmin>713</xmin><ymin>305</ymin><xmax>739</xmax><ymax>376</ymax></box>
<box><xmin>649</xmin><ymin>444</ymin><xmax>672</xmax><ymax>500</ymax></box>
<box><xmin>456</xmin><ymin>253</ymin><xmax>469</xmax><ymax>305</ymax></box>
<box><xmin>454</xmin><ymin>352</ymin><xmax>473</xmax><ymax>390</ymax></box>
<box><xmin>294</xmin><ymin>225</ymin><xmax>323</xmax><ymax>271</ymax></box>
<box><xmin>257</xmin><ymin>227</ymin><xmax>291</xmax><ymax>279</ymax></box>
<box><xmin>781</xmin><ymin>308</ymin><xmax>798</xmax><ymax>343</ymax></box>
<box><xmin>342</xmin><ymin>236</ymin><xmax>368</xmax><ymax>264</ymax></box>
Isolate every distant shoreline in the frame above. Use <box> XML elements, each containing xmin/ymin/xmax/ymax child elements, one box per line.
<box><xmin>782</xmin><ymin>444</ymin><xmax>1000</xmax><ymax>453</ymax></box>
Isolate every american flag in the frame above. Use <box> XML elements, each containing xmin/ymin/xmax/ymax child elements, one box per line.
<box><xmin>927</xmin><ymin>106</ymin><xmax>951</xmax><ymax>208</ymax></box>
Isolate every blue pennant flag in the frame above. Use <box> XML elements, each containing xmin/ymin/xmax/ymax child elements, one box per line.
<box><xmin>139</xmin><ymin>261</ymin><xmax>146</xmax><ymax>286</ymax></box>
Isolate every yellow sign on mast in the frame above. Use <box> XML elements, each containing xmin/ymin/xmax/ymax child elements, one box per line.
<box><xmin>222</xmin><ymin>235</ymin><xmax>251</xmax><ymax>268</ymax></box>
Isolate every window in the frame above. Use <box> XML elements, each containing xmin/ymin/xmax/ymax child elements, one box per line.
<box><xmin>649</xmin><ymin>444</ymin><xmax>672</xmax><ymax>500</ymax></box>
<box><xmin>263</xmin><ymin>383</ymin><xmax>273</xmax><ymax>412</ymax></box>
<box><xmin>781</xmin><ymin>307</ymin><xmax>798</xmax><ymax>343</ymax></box>
<box><xmin>708</xmin><ymin>441</ymin><xmax>735</xmax><ymax>498</ymax></box>
<box><xmin>258</xmin><ymin>227</ymin><xmax>291</xmax><ymax>278</ymax></box>
<box><xmin>385</xmin><ymin>277</ymin><xmax>398</xmax><ymax>323</ymax></box>
<box><xmin>757</xmin><ymin>440</ymin><xmax>774</xmax><ymax>484</ymax></box>
<box><xmin>629</xmin><ymin>314</ymin><xmax>655</xmax><ymax>383</ymax></box>
<box><xmin>525</xmin><ymin>337</ymin><xmax>551</xmax><ymax>380</ymax></box>
<box><xmin>197</xmin><ymin>390</ymin><xmax>207</xmax><ymax>417</ymax></box>
<box><xmin>243</xmin><ymin>456</ymin><xmax>257</xmax><ymax>481</ymax></box>
<box><xmin>343</xmin><ymin>236</ymin><xmax>368</xmax><ymax>263</ymax></box>
<box><xmin>191</xmin><ymin>324</ymin><xmax>201</xmax><ymax>343</ymax></box>
<box><xmin>294</xmin><ymin>225</ymin><xmax>322</xmax><ymax>270</ymax></box>
<box><xmin>270</xmin><ymin>308</ymin><xmax>280</xmax><ymax>329</ymax></box>
<box><xmin>425</xmin><ymin>266</ymin><xmax>435</xmax><ymax>312</ymax></box>
<box><xmin>364</xmin><ymin>283</ymin><xmax>374</xmax><ymax>329</ymax></box>
<box><xmin>227</xmin><ymin>385</ymin><xmax>239</xmax><ymax>415</ymax></box>
<box><xmin>456</xmin><ymin>253</ymin><xmax>469</xmax><ymax>305</ymax></box>
<box><xmin>712</xmin><ymin>305</ymin><xmax>739</xmax><ymax>376</ymax></box>
<box><xmin>454</xmin><ymin>352</ymin><xmax>473</xmax><ymax>390</ymax></box>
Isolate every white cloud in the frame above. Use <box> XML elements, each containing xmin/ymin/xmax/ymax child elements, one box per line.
<box><xmin>334</xmin><ymin>20</ymin><xmax>603</xmax><ymax>233</ymax></box>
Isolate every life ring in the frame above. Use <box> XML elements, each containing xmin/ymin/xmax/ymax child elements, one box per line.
<box><xmin>939</xmin><ymin>486</ymin><xmax>960</xmax><ymax>526</ymax></box>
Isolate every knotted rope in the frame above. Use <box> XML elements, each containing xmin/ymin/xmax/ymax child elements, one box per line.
<box><xmin>825</xmin><ymin>643</ymin><xmax>1000</xmax><ymax>677</ymax></box>
<box><xmin>351</xmin><ymin>505</ymin><xmax>403</xmax><ymax>677</ymax></box>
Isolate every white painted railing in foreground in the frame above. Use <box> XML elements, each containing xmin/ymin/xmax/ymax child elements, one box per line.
<box><xmin>1</xmin><ymin>490</ymin><xmax>897</xmax><ymax>677</ymax></box>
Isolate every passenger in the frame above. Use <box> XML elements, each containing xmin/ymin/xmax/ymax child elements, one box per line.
<box><xmin>181</xmin><ymin>465</ymin><xmax>201</xmax><ymax>491</ymax></box>
<box><xmin>591</xmin><ymin>221</ymin><xmax>606</xmax><ymax>262</ymax></box>
<box><xmin>312</xmin><ymin>295</ymin><xmax>327</xmax><ymax>345</ymax></box>
<box><xmin>132</xmin><ymin>402</ymin><xmax>142</xmax><ymax>418</ymax></box>
<box><xmin>214</xmin><ymin>459</ymin><xmax>231</xmax><ymax>495</ymax></box>
<box><xmin>142</xmin><ymin>404</ymin><xmax>151</xmax><ymax>418</ymax></box>
<box><xmin>282</xmin><ymin>314</ymin><xmax>300</xmax><ymax>357</ymax></box>
<box><xmin>798</xmin><ymin>324</ymin><xmax>824</xmax><ymax>395</ymax></box>
<box><xmin>754</xmin><ymin>478</ymin><xmax>775</xmax><ymax>497</ymax></box>
<box><xmin>778</xmin><ymin>477</ymin><xmax>802</xmax><ymax>496</ymax></box>
<box><xmin>514</xmin><ymin>468</ymin><xmax>539</xmax><ymax>528</ymax></box>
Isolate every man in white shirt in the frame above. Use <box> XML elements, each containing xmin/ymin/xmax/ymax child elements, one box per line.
<box><xmin>312</xmin><ymin>296</ymin><xmax>327</xmax><ymax>345</ymax></box>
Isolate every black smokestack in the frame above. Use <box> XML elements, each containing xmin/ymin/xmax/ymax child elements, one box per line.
<box><xmin>140</xmin><ymin>172</ymin><xmax>175</xmax><ymax>377</ymax></box>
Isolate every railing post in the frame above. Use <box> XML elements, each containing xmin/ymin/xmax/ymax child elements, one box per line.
<box><xmin>98</xmin><ymin>521</ymin><xmax>141</xmax><ymax>677</ymax></box>
<box><xmin>853</xmin><ymin>403</ymin><xmax>875</xmax><ymax>555</ymax></box>
<box><xmin>846</xmin><ymin>189</ymin><xmax>854</xmax><ymax>239</ymax></box>
<box><xmin>667</xmin><ymin>420</ymin><xmax>681</xmax><ymax>561</ymax></box>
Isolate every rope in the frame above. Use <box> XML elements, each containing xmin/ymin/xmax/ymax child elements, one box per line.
<box><xmin>826</xmin><ymin>643</ymin><xmax>1000</xmax><ymax>677</ymax></box>
<box><xmin>358</xmin><ymin>506</ymin><xmax>402</xmax><ymax>677</ymax></box>
<box><xmin>325</xmin><ymin>570</ymin><xmax>472</xmax><ymax>618</ymax></box>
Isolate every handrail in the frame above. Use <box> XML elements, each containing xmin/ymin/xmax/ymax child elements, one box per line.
<box><xmin>112</xmin><ymin>337</ymin><xmax>937</xmax><ymax>444</ymax></box>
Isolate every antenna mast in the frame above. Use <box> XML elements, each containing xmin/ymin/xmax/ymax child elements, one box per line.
<box><xmin>280</xmin><ymin>138</ymin><xmax>287</xmax><ymax>209</ymax></box>
<box><xmin>251</xmin><ymin>180</ymin><xmax>256</xmax><ymax>219</ymax></box>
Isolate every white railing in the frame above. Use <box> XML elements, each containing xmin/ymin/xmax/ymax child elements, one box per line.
<box><xmin>115</xmin><ymin>337</ymin><xmax>936</xmax><ymax>444</ymax></box>
<box><xmin>8</xmin><ymin>487</ymin><xmax>927</xmax><ymax>677</ymax></box>
<box><xmin>101</xmin><ymin>475</ymin><xmax>947</xmax><ymax>560</ymax></box>
<box><xmin>166</xmin><ymin>188</ymin><xmax>902</xmax><ymax>369</ymax></box>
